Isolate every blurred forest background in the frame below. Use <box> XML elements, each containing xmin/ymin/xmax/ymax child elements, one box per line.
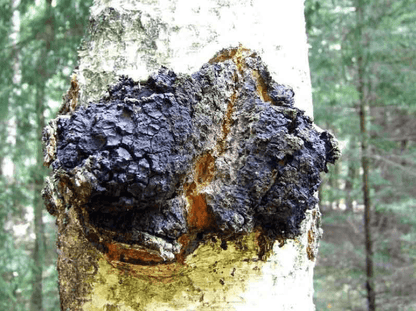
<box><xmin>0</xmin><ymin>0</ymin><xmax>415</xmax><ymax>310</ymax></box>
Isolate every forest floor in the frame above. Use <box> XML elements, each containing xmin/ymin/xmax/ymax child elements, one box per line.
<box><xmin>313</xmin><ymin>210</ymin><xmax>416</xmax><ymax>311</ymax></box>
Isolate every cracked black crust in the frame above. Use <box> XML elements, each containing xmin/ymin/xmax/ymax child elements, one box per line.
<box><xmin>44</xmin><ymin>52</ymin><xmax>339</xmax><ymax>247</ymax></box>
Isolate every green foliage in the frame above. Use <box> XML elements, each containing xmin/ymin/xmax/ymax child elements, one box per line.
<box><xmin>0</xmin><ymin>226</ymin><xmax>34</xmax><ymax>311</ymax></box>
<box><xmin>307</xmin><ymin>0</ymin><xmax>416</xmax><ymax>309</ymax></box>
<box><xmin>307</xmin><ymin>0</ymin><xmax>416</xmax><ymax>211</ymax></box>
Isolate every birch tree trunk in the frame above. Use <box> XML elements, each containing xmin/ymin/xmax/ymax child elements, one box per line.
<box><xmin>42</xmin><ymin>0</ymin><xmax>340</xmax><ymax>310</ymax></box>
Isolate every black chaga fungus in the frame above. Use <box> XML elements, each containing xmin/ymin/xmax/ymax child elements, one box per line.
<box><xmin>43</xmin><ymin>47</ymin><xmax>340</xmax><ymax>260</ymax></box>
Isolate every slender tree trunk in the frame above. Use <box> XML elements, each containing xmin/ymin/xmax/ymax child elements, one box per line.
<box><xmin>42</xmin><ymin>1</ymin><xmax>339</xmax><ymax>310</ymax></box>
<box><xmin>345</xmin><ymin>138</ymin><xmax>358</xmax><ymax>212</ymax></box>
<box><xmin>330</xmin><ymin>161</ymin><xmax>341</xmax><ymax>209</ymax></box>
<box><xmin>30</xmin><ymin>1</ymin><xmax>54</xmax><ymax>310</ymax></box>
<box><xmin>356</xmin><ymin>0</ymin><xmax>376</xmax><ymax>309</ymax></box>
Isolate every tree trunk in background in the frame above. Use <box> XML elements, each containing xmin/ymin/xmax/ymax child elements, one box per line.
<box><xmin>329</xmin><ymin>161</ymin><xmax>341</xmax><ymax>209</ymax></box>
<box><xmin>42</xmin><ymin>1</ymin><xmax>339</xmax><ymax>310</ymax></box>
<box><xmin>345</xmin><ymin>137</ymin><xmax>358</xmax><ymax>212</ymax></box>
<box><xmin>30</xmin><ymin>1</ymin><xmax>54</xmax><ymax>310</ymax></box>
<box><xmin>344</xmin><ymin>161</ymin><xmax>356</xmax><ymax>212</ymax></box>
<box><xmin>356</xmin><ymin>0</ymin><xmax>376</xmax><ymax>309</ymax></box>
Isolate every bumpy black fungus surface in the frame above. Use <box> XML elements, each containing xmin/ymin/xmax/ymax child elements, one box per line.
<box><xmin>54</xmin><ymin>71</ymin><xmax>193</xmax><ymax>239</ymax></box>
<box><xmin>49</xmin><ymin>54</ymin><xmax>339</xmax><ymax>244</ymax></box>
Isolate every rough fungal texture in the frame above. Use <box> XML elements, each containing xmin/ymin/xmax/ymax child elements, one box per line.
<box><xmin>43</xmin><ymin>47</ymin><xmax>340</xmax><ymax>264</ymax></box>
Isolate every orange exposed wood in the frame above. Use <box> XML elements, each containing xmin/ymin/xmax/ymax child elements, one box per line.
<box><xmin>184</xmin><ymin>153</ymin><xmax>217</xmax><ymax>232</ymax></box>
<box><xmin>195</xmin><ymin>153</ymin><xmax>215</xmax><ymax>186</ymax></box>
<box><xmin>208</xmin><ymin>45</ymin><xmax>252</xmax><ymax>69</ymax></box>
<box><xmin>180</xmin><ymin>46</ymin><xmax>275</xmax><ymax>261</ymax></box>
<box><xmin>252</xmin><ymin>70</ymin><xmax>273</xmax><ymax>103</ymax></box>
<box><xmin>176</xmin><ymin>234</ymin><xmax>191</xmax><ymax>264</ymax></box>
<box><xmin>208</xmin><ymin>49</ymin><xmax>237</xmax><ymax>64</ymax></box>
<box><xmin>104</xmin><ymin>258</ymin><xmax>185</xmax><ymax>283</ymax></box>
<box><xmin>187</xmin><ymin>193</ymin><xmax>215</xmax><ymax>230</ymax></box>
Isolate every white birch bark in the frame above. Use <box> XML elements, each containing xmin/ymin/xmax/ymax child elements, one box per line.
<box><xmin>78</xmin><ymin>0</ymin><xmax>313</xmax><ymax>118</ymax></box>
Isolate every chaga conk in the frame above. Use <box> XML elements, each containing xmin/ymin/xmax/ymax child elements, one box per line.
<box><xmin>42</xmin><ymin>47</ymin><xmax>340</xmax><ymax>263</ymax></box>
